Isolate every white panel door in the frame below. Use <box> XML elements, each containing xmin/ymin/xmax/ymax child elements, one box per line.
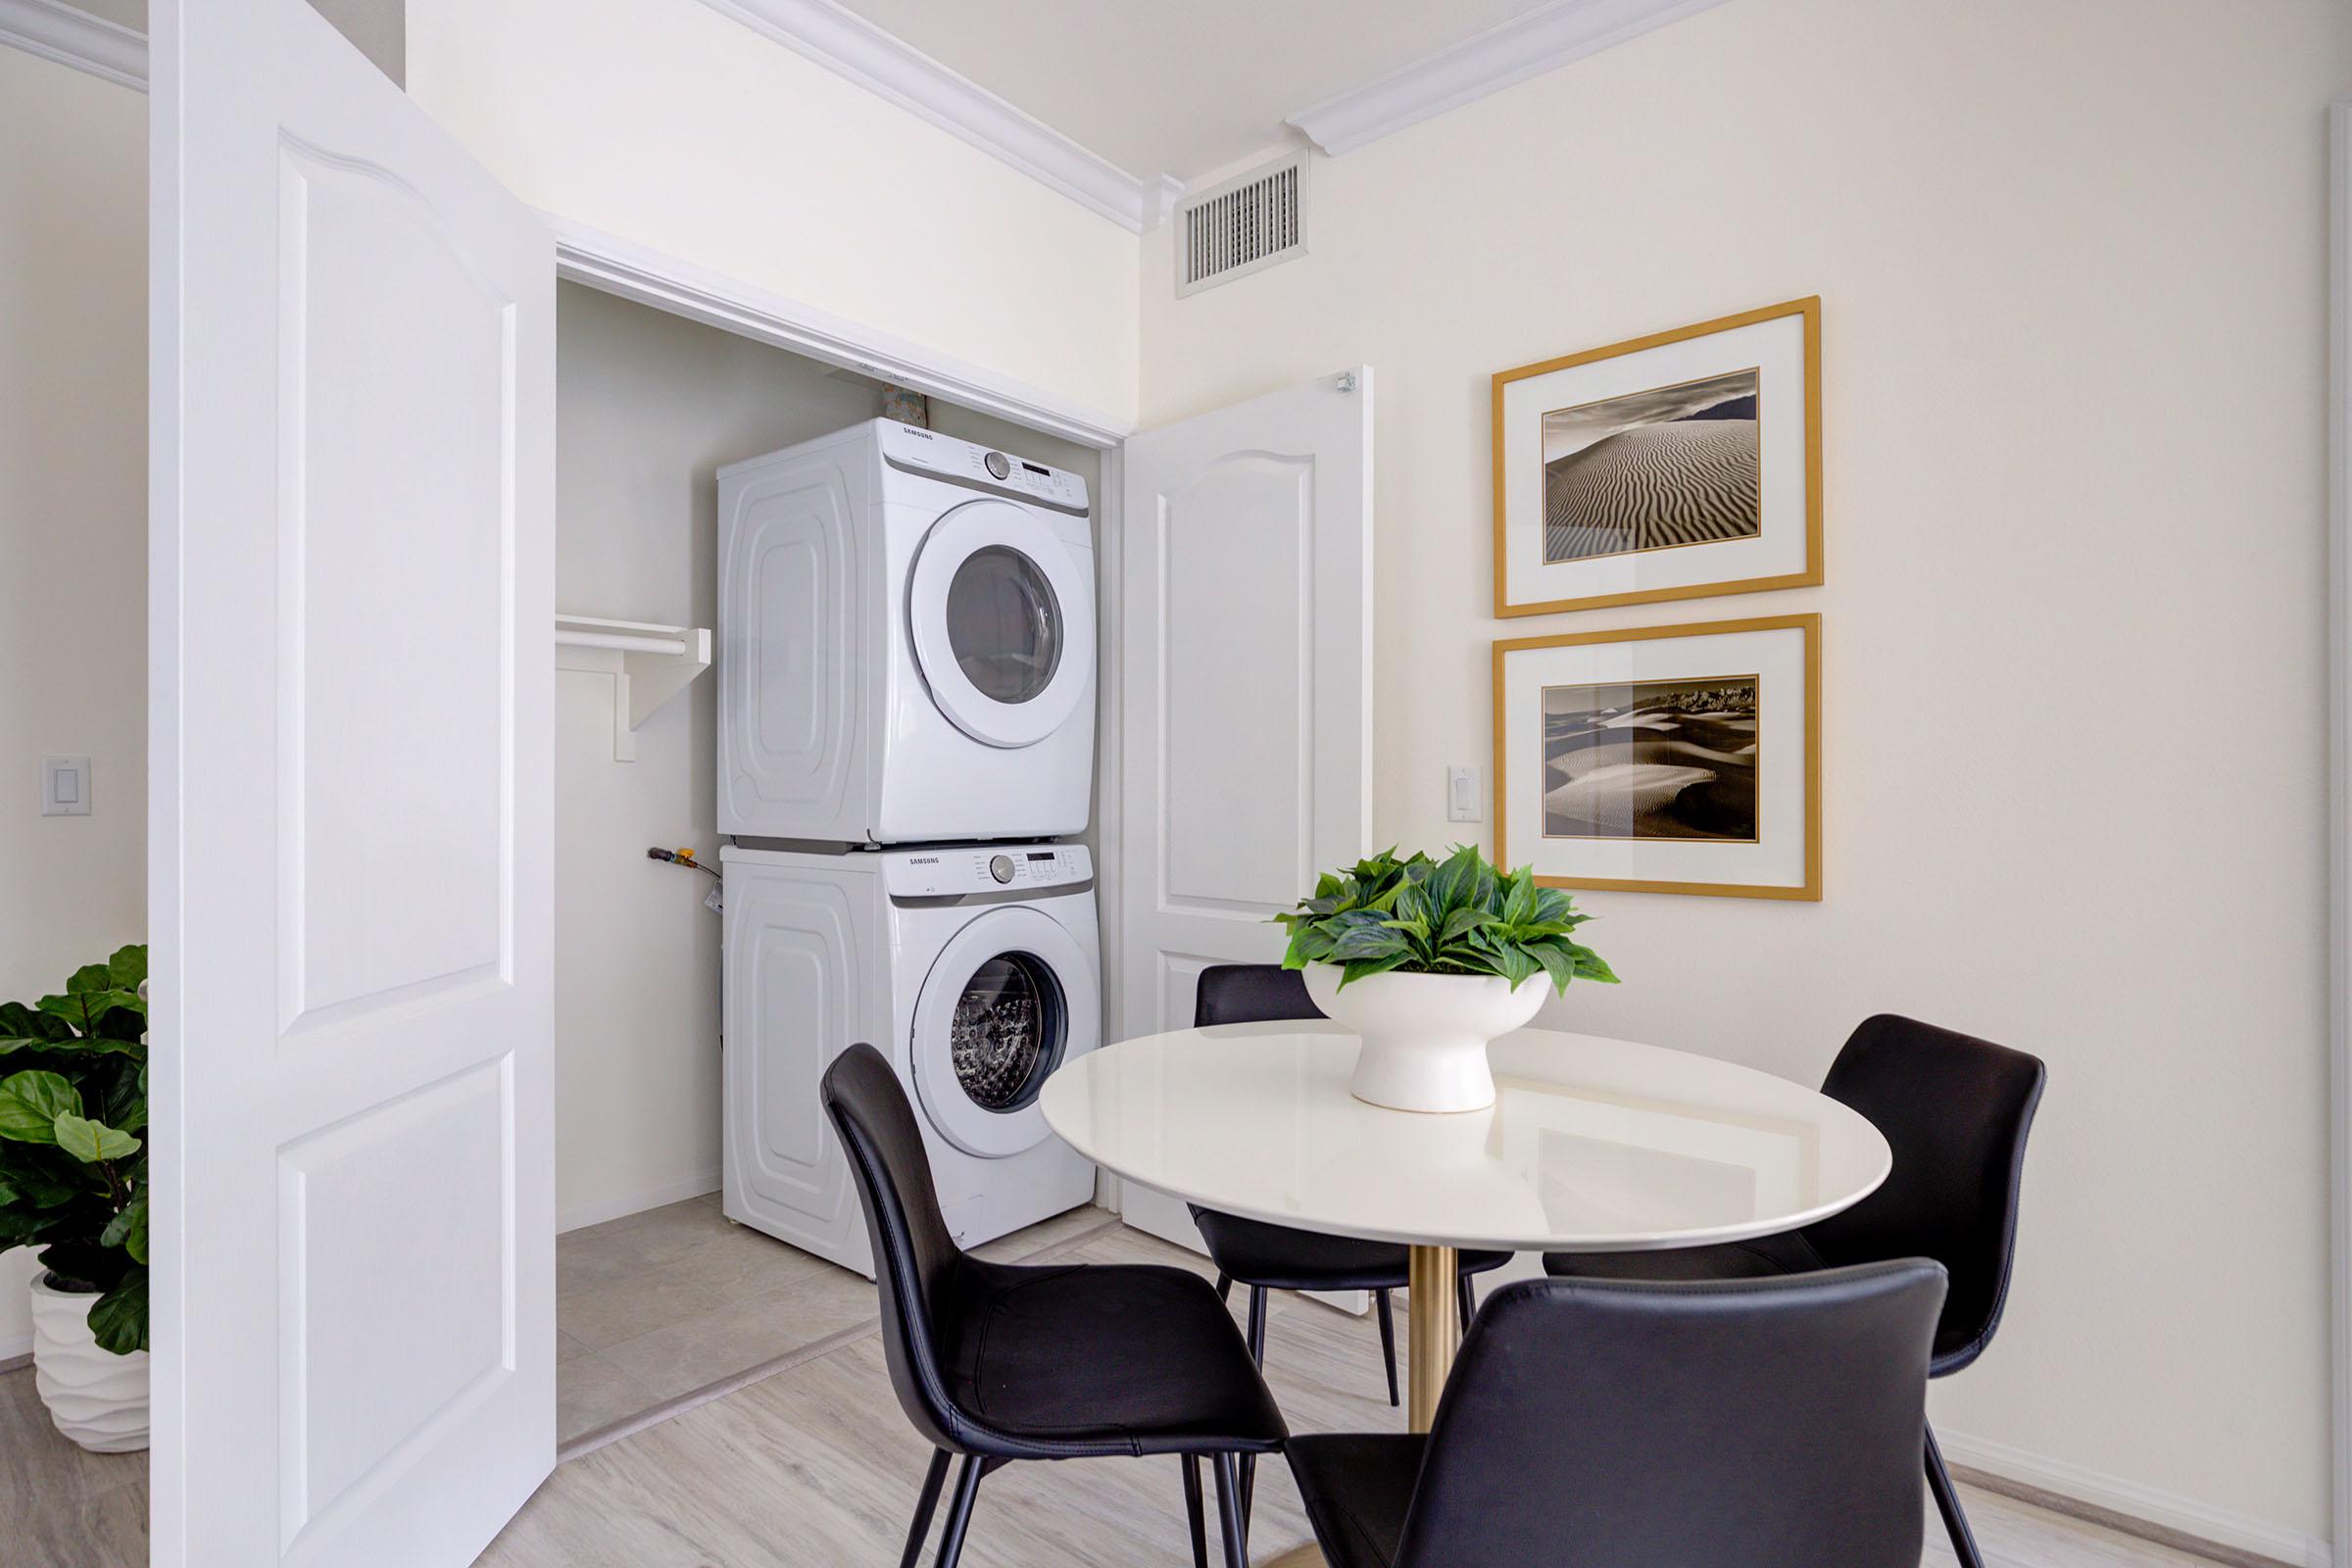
<box><xmin>150</xmin><ymin>2</ymin><xmax>554</xmax><ymax>1563</ymax></box>
<box><xmin>1116</xmin><ymin>370</ymin><xmax>1373</xmax><ymax>1253</ymax></box>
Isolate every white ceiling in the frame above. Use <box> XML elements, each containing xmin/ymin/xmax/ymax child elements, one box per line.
<box><xmin>824</xmin><ymin>0</ymin><xmax>1554</xmax><ymax>185</ymax></box>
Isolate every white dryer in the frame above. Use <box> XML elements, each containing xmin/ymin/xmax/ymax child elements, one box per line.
<box><xmin>717</xmin><ymin>419</ymin><xmax>1095</xmax><ymax>845</ymax></box>
<box><xmin>719</xmin><ymin>840</ymin><xmax>1101</xmax><ymax>1276</ymax></box>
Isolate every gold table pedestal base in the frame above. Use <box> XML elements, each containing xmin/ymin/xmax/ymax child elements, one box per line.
<box><xmin>1404</xmin><ymin>1243</ymin><xmax>1458</xmax><ymax>1433</ymax></box>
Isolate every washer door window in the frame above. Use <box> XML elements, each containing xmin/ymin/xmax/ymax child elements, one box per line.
<box><xmin>912</xmin><ymin>905</ymin><xmax>1102</xmax><ymax>1158</ymax></box>
<box><xmin>909</xmin><ymin>499</ymin><xmax>1094</xmax><ymax>749</ymax></box>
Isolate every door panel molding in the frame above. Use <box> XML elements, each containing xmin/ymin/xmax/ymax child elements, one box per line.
<box><xmin>152</xmin><ymin>3</ymin><xmax>554</xmax><ymax>1561</ymax></box>
<box><xmin>1117</xmin><ymin>368</ymin><xmax>1372</xmax><ymax>1141</ymax></box>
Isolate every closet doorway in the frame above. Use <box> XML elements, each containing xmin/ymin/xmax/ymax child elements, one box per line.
<box><xmin>544</xmin><ymin>283</ymin><xmax>1113</xmax><ymax>1448</ymax></box>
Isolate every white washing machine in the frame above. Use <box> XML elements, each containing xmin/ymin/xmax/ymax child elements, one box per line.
<box><xmin>716</xmin><ymin>419</ymin><xmax>1095</xmax><ymax>845</ymax></box>
<box><xmin>719</xmin><ymin>840</ymin><xmax>1101</xmax><ymax>1276</ymax></box>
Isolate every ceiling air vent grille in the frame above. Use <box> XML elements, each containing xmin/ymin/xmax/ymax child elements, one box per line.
<box><xmin>1176</xmin><ymin>153</ymin><xmax>1308</xmax><ymax>297</ymax></box>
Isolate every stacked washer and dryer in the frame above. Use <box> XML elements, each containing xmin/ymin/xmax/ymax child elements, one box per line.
<box><xmin>715</xmin><ymin>420</ymin><xmax>1101</xmax><ymax>1277</ymax></box>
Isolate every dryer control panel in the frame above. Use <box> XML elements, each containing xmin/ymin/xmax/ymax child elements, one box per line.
<box><xmin>885</xmin><ymin>843</ymin><xmax>1092</xmax><ymax>898</ymax></box>
<box><xmin>878</xmin><ymin>421</ymin><xmax>1089</xmax><ymax>516</ymax></box>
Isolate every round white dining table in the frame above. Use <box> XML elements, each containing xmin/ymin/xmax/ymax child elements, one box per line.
<box><xmin>1040</xmin><ymin>1019</ymin><xmax>1892</xmax><ymax>1437</ymax></box>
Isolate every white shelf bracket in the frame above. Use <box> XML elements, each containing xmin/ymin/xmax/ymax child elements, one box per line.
<box><xmin>554</xmin><ymin>613</ymin><xmax>712</xmax><ymax>761</ymax></box>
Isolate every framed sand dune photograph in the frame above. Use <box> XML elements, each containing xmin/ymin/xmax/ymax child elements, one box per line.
<box><xmin>1494</xmin><ymin>299</ymin><xmax>1821</xmax><ymax>616</ymax></box>
<box><xmin>1494</xmin><ymin>614</ymin><xmax>1819</xmax><ymax>900</ymax></box>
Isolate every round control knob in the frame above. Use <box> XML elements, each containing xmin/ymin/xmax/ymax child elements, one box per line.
<box><xmin>983</xmin><ymin>450</ymin><xmax>1011</xmax><ymax>481</ymax></box>
<box><xmin>989</xmin><ymin>854</ymin><xmax>1016</xmax><ymax>884</ymax></box>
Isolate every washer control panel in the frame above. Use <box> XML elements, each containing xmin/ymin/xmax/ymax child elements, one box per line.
<box><xmin>878</xmin><ymin>421</ymin><xmax>1088</xmax><ymax>514</ymax></box>
<box><xmin>885</xmin><ymin>842</ymin><xmax>1092</xmax><ymax>898</ymax></box>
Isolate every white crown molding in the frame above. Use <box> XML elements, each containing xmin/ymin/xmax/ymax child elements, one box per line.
<box><xmin>1146</xmin><ymin>174</ymin><xmax>1185</xmax><ymax>232</ymax></box>
<box><xmin>0</xmin><ymin>0</ymin><xmax>147</xmax><ymax>91</ymax></box>
<box><xmin>1287</xmin><ymin>0</ymin><xmax>1729</xmax><ymax>158</ymax></box>
<box><xmin>1937</xmin><ymin>1426</ymin><xmax>2330</xmax><ymax>1568</ymax></box>
<box><xmin>695</xmin><ymin>0</ymin><xmax>1166</xmax><ymax>233</ymax></box>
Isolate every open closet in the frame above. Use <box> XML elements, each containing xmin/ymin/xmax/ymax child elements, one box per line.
<box><xmin>545</xmin><ymin>281</ymin><xmax>1110</xmax><ymax>1446</ymax></box>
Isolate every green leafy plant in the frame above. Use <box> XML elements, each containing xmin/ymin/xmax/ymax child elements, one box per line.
<box><xmin>0</xmin><ymin>945</ymin><xmax>148</xmax><ymax>1353</ymax></box>
<box><xmin>1275</xmin><ymin>845</ymin><xmax>1619</xmax><ymax>994</ymax></box>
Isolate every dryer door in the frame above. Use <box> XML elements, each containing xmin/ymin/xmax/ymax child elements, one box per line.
<box><xmin>908</xmin><ymin>499</ymin><xmax>1094</xmax><ymax>749</ymax></box>
<box><xmin>911</xmin><ymin>905</ymin><xmax>1102</xmax><ymax>1158</ymax></box>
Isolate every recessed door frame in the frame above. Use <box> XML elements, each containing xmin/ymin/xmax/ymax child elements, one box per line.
<box><xmin>547</xmin><ymin>220</ymin><xmax>1139</xmax><ymax>1260</ymax></box>
<box><xmin>538</xmin><ymin>220</ymin><xmax>1139</xmax><ymax>1218</ymax></box>
<box><xmin>2328</xmin><ymin>98</ymin><xmax>2351</xmax><ymax>1568</ymax></box>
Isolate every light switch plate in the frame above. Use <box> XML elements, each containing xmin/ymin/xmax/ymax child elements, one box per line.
<box><xmin>41</xmin><ymin>756</ymin><xmax>90</xmax><ymax>816</ymax></box>
<box><xmin>1446</xmin><ymin>764</ymin><xmax>1483</xmax><ymax>823</ymax></box>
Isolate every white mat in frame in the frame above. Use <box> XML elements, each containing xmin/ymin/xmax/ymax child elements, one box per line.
<box><xmin>1494</xmin><ymin>613</ymin><xmax>1820</xmax><ymax>901</ymax></box>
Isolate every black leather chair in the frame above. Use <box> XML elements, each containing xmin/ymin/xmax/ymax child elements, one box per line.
<box><xmin>1288</xmin><ymin>1262</ymin><xmax>1948</xmax><ymax>1568</ymax></box>
<box><xmin>1188</xmin><ymin>964</ymin><xmax>1512</xmax><ymax>1407</ymax></box>
<box><xmin>822</xmin><ymin>1042</ymin><xmax>1286</xmax><ymax>1568</ymax></box>
<box><xmin>1542</xmin><ymin>1013</ymin><xmax>2047</xmax><ymax>1568</ymax></box>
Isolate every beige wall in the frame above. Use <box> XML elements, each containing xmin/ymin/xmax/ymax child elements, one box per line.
<box><xmin>0</xmin><ymin>50</ymin><xmax>147</xmax><ymax>1357</ymax></box>
<box><xmin>552</xmin><ymin>281</ymin><xmax>1099</xmax><ymax>1228</ymax></box>
<box><xmin>9</xmin><ymin>0</ymin><xmax>2343</xmax><ymax>1544</ymax></box>
<box><xmin>1140</xmin><ymin>0</ymin><xmax>2347</xmax><ymax>1545</ymax></box>
<box><xmin>407</xmin><ymin>0</ymin><xmax>1141</xmax><ymax>427</ymax></box>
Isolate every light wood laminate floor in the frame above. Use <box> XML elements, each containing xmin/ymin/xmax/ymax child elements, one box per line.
<box><xmin>491</xmin><ymin>1225</ymin><xmax>2240</xmax><ymax>1568</ymax></box>
<box><xmin>0</xmin><ymin>1220</ymin><xmax>2247</xmax><ymax>1567</ymax></box>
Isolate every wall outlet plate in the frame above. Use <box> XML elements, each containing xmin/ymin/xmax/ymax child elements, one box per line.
<box><xmin>1446</xmin><ymin>764</ymin><xmax>1482</xmax><ymax>823</ymax></box>
<box><xmin>41</xmin><ymin>756</ymin><xmax>90</xmax><ymax>817</ymax></box>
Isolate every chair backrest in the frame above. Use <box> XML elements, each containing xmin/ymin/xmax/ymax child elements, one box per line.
<box><xmin>1396</xmin><ymin>1263</ymin><xmax>1946</xmax><ymax>1568</ymax></box>
<box><xmin>1801</xmin><ymin>1013</ymin><xmax>2046</xmax><ymax>1371</ymax></box>
<box><xmin>1193</xmin><ymin>963</ymin><xmax>1325</xmax><ymax>1027</ymax></box>
<box><xmin>820</xmin><ymin>1041</ymin><xmax>970</xmax><ymax>1451</ymax></box>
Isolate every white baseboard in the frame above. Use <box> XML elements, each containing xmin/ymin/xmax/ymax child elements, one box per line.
<box><xmin>558</xmin><ymin>1170</ymin><xmax>722</xmax><ymax>1235</ymax></box>
<box><xmin>0</xmin><ymin>1332</ymin><xmax>30</xmax><ymax>1371</ymax></box>
<box><xmin>1938</xmin><ymin>1427</ymin><xmax>2330</xmax><ymax>1568</ymax></box>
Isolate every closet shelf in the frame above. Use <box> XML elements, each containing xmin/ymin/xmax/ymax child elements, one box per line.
<box><xmin>555</xmin><ymin>613</ymin><xmax>711</xmax><ymax>762</ymax></box>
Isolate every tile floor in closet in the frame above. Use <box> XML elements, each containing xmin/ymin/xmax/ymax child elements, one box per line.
<box><xmin>555</xmin><ymin>1192</ymin><xmax>1112</xmax><ymax>1446</ymax></box>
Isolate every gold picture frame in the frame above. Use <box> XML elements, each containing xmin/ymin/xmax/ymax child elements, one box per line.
<box><xmin>1492</xmin><ymin>298</ymin><xmax>1823</xmax><ymax>617</ymax></box>
<box><xmin>1493</xmin><ymin>613</ymin><xmax>1821</xmax><ymax>900</ymax></box>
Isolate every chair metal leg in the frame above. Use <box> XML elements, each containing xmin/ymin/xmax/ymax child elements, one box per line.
<box><xmin>1374</xmin><ymin>1289</ymin><xmax>1399</xmax><ymax>1407</ymax></box>
<box><xmin>1181</xmin><ymin>1454</ymin><xmax>1209</xmax><ymax>1568</ymax></box>
<box><xmin>1212</xmin><ymin>1452</ymin><xmax>1250</xmax><ymax>1568</ymax></box>
<box><xmin>899</xmin><ymin>1449</ymin><xmax>952</xmax><ymax>1568</ymax></box>
<box><xmin>1456</xmin><ymin>1272</ymin><xmax>1476</xmax><ymax>1338</ymax></box>
<box><xmin>1233</xmin><ymin>1285</ymin><xmax>1268</xmax><ymax>1536</ymax></box>
<box><xmin>932</xmin><ymin>1453</ymin><xmax>985</xmax><ymax>1568</ymax></box>
<box><xmin>1215</xmin><ymin>1271</ymin><xmax>1232</xmax><ymax>1304</ymax></box>
<box><xmin>1925</xmin><ymin>1424</ymin><xmax>1986</xmax><ymax>1568</ymax></box>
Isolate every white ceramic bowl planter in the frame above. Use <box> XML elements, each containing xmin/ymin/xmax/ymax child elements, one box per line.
<box><xmin>1304</xmin><ymin>964</ymin><xmax>1546</xmax><ymax>1114</ymax></box>
<box><xmin>29</xmin><ymin>1273</ymin><xmax>149</xmax><ymax>1452</ymax></box>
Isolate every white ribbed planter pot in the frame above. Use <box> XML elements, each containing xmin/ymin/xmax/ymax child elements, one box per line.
<box><xmin>1303</xmin><ymin>964</ymin><xmax>1546</xmax><ymax>1113</ymax></box>
<box><xmin>29</xmin><ymin>1274</ymin><xmax>148</xmax><ymax>1453</ymax></box>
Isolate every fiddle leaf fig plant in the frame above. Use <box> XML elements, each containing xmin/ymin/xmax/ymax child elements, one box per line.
<box><xmin>1274</xmin><ymin>845</ymin><xmax>1619</xmax><ymax>995</ymax></box>
<box><xmin>0</xmin><ymin>944</ymin><xmax>149</xmax><ymax>1354</ymax></box>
